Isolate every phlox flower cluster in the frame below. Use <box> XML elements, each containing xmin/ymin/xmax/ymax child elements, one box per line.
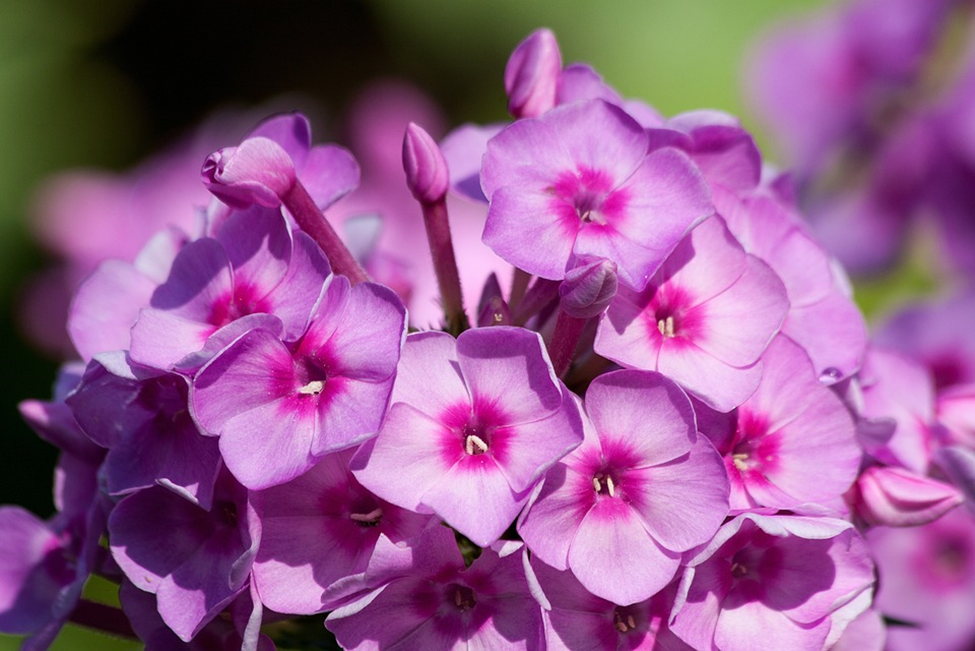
<box><xmin>2</xmin><ymin>23</ymin><xmax>974</xmax><ymax>651</ymax></box>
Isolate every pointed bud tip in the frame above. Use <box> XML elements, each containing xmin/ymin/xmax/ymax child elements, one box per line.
<box><xmin>403</xmin><ymin>122</ymin><xmax>449</xmax><ymax>204</ymax></box>
<box><xmin>505</xmin><ymin>28</ymin><xmax>562</xmax><ymax>119</ymax></box>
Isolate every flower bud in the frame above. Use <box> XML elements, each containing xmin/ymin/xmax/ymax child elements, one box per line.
<box><xmin>402</xmin><ymin>123</ymin><xmax>449</xmax><ymax>204</ymax></box>
<box><xmin>504</xmin><ymin>28</ymin><xmax>562</xmax><ymax>119</ymax></box>
<box><xmin>477</xmin><ymin>274</ymin><xmax>511</xmax><ymax>327</ymax></box>
<box><xmin>559</xmin><ymin>258</ymin><xmax>618</xmax><ymax>319</ymax></box>
<box><xmin>851</xmin><ymin>466</ymin><xmax>963</xmax><ymax>527</ymax></box>
<box><xmin>201</xmin><ymin>137</ymin><xmax>297</xmax><ymax>209</ymax></box>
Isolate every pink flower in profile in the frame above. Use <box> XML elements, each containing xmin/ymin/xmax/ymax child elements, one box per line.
<box><xmin>596</xmin><ymin>216</ymin><xmax>789</xmax><ymax>411</ymax></box>
<box><xmin>352</xmin><ymin>327</ymin><xmax>584</xmax><ymax>547</ymax></box>
<box><xmin>480</xmin><ymin>98</ymin><xmax>713</xmax><ymax>290</ymax></box>
<box><xmin>518</xmin><ymin>370</ymin><xmax>729</xmax><ymax>605</ymax></box>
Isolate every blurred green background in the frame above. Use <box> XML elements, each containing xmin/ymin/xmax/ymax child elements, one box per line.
<box><xmin>0</xmin><ymin>0</ymin><xmax>852</xmax><ymax>647</ymax></box>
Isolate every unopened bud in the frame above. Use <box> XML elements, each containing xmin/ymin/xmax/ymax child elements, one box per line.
<box><xmin>202</xmin><ymin>137</ymin><xmax>297</xmax><ymax>209</ymax></box>
<box><xmin>559</xmin><ymin>258</ymin><xmax>618</xmax><ymax>319</ymax></box>
<box><xmin>403</xmin><ymin>123</ymin><xmax>449</xmax><ymax>204</ymax></box>
<box><xmin>851</xmin><ymin>466</ymin><xmax>963</xmax><ymax>527</ymax></box>
<box><xmin>504</xmin><ymin>28</ymin><xmax>562</xmax><ymax>119</ymax></box>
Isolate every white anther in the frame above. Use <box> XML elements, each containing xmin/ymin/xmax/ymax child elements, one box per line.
<box><xmin>298</xmin><ymin>380</ymin><xmax>325</xmax><ymax>395</ymax></box>
<box><xmin>455</xmin><ymin>590</ymin><xmax>463</xmax><ymax>607</ymax></box>
<box><xmin>657</xmin><ymin>316</ymin><xmax>675</xmax><ymax>338</ymax></box>
<box><xmin>615</xmin><ymin>620</ymin><xmax>628</xmax><ymax>633</ymax></box>
<box><xmin>350</xmin><ymin>508</ymin><xmax>383</xmax><ymax>523</ymax></box>
<box><xmin>593</xmin><ymin>474</ymin><xmax>602</xmax><ymax>492</ymax></box>
<box><xmin>606</xmin><ymin>475</ymin><xmax>616</xmax><ymax>497</ymax></box>
<box><xmin>732</xmin><ymin>452</ymin><xmax>749</xmax><ymax>472</ymax></box>
<box><xmin>465</xmin><ymin>434</ymin><xmax>488</xmax><ymax>455</ymax></box>
<box><xmin>627</xmin><ymin>615</ymin><xmax>636</xmax><ymax>629</ymax></box>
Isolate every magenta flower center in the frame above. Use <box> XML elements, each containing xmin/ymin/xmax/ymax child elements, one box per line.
<box><xmin>648</xmin><ymin>286</ymin><xmax>695</xmax><ymax>340</ymax></box>
<box><xmin>461</xmin><ymin>419</ymin><xmax>491</xmax><ymax>456</ymax></box>
<box><xmin>448</xmin><ymin>584</ymin><xmax>477</xmax><ymax>611</ymax></box>
<box><xmin>552</xmin><ymin>167</ymin><xmax>617</xmax><ymax>225</ymax></box>
<box><xmin>295</xmin><ymin>356</ymin><xmax>329</xmax><ymax>396</ymax></box>
<box><xmin>730</xmin><ymin>411</ymin><xmax>776</xmax><ymax>473</ymax></box>
<box><xmin>612</xmin><ymin>607</ymin><xmax>639</xmax><ymax>633</ymax></box>
<box><xmin>592</xmin><ymin>470</ymin><xmax>620</xmax><ymax>497</ymax></box>
<box><xmin>208</xmin><ymin>281</ymin><xmax>272</xmax><ymax>327</ymax></box>
<box><xmin>349</xmin><ymin>507</ymin><xmax>383</xmax><ymax>527</ymax></box>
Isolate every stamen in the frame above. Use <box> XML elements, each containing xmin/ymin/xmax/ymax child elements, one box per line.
<box><xmin>298</xmin><ymin>380</ymin><xmax>325</xmax><ymax>395</ymax></box>
<box><xmin>465</xmin><ymin>433</ymin><xmax>489</xmax><ymax>455</ymax></box>
<box><xmin>592</xmin><ymin>473</ymin><xmax>603</xmax><ymax>492</ymax></box>
<box><xmin>627</xmin><ymin>615</ymin><xmax>636</xmax><ymax>629</ymax></box>
<box><xmin>350</xmin><ymin>508</ymin><xmax>383</xmax><ymax>526</ymax></box>
<box><xmin>657</xmin><ymin>315</ymin><xmax>675</xmax><ymax>338</ymax></box>
<box><xmin>731</xmin><ymin>561</ymin><xmax>748</xmax><ymax>578</ymax></box>
<box><xmin>614</xmin><ymin>611</ymin><xmax>629</xmax><ymax>633</ymax></box>
<box><xmin>606</xmin><ymin>475</ymin><xmax>616</xmax><ymax>497</ymax></box>
<box><xmin>455</xmin><ymin>589</ymin><xmax>463</xmax><ymax>607</ymax></box>
<box><xmin>732</xmin><ymin>452</ymin><xmax>749</xmax><ymax>471</ymax></box>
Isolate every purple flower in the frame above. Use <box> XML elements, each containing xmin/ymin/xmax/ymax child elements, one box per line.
<box><xmin>120</xmin><ymin>579</ymin><xmax>272</xmax><ymax>651</ymax></box>
<box><xmin>671</xmin><ymin>512</ymin><xmax>875</xmax><ymax>651</ymax></box>
<box><xmin>519</xmin><ymin>369</ymin><xmax>729</xmax><ymax>605</ymax></box>
<box><xmin>191</xmin><ymin>275</ymin><xmax>406</xmax><ymax>489</ymax></box>
<box><xmin>480</xmin><ymin>99</ymin><xmax>713</xmax><ymax>289</ymax></box>
<box><xmin>527</xmin><ymin>556</ymin><xmax>693</xmax><ymax>651</ymax></box>
<box><xmin>0</xmin><ymin>508</ymin><xmax>92</xmax><ymax>642</ymax></box>
<box><xmin>868</xmin><ymin>507</ymin><xmax>975</xmax><ymax>651</ymax></box>
<box><xmin>325</xmin><ymin>526</ymin><xmax>544</xmax><ymax>650</ymax></box>
<box><xmin>67</xmin><ymin>353</ymin><xmax>222</xmax><ymax>508</ymax></box>
<box><xmin>129</xmin><ymin>207</ymin><xmax>331</xmax><ymax>371</ymax></box>
<box><xmin>596</xmin><ymin>216</ymin><xmax>789</xmax><ymax>411</ymax></box>
<box><xmin>352</xmin><ymin>327</ymin><xmax>584</xmax><ymax>547</ymax></box>
<box><xmin>67</xmin><ymin>227</ymin><xmax>189</xmax><ymax>361</ymax></box>
<box><xmin>109</xmin><ymin>471</ymin><xmax>260</xmax><ymax>642</ymax></box>
<box><xmin>251</xmin><ymin>448</ymin><xmax>431</xmax><ymax>615</ymax></box>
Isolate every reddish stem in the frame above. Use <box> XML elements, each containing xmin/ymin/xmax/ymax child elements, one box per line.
<box><xmin>69</xmin><ymin>599</ymin><xmax>137</xmax><ymax>640</ymax></box>
<box><xmin>548</xmin><ymin>308</ymin><xmax>587</xmax><ymax>378</ymax></box>
<box><xmin>422</xmin><ymin>199</ymin><xmax>469</xmax><ymax>335</ymax></box>
<box><xmin>281</xmin><ymin>180</ymin><xmax>370</xmax><ymax>285</ymax></box>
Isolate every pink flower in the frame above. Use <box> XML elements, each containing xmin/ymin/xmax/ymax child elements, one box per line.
<box><xmin>352</xmin><ymin>327</ymin><xmax>583</xmax><ymax>546</ymax></box>
<box><xmin>519</xmin><ymin>370</ymin><xmax>729</xmax><ymax>605</ymax></box>
<box><xmin>480</xmin><ymin>99</ymin><xmax>712</xmax><ymax>289</ymax></box>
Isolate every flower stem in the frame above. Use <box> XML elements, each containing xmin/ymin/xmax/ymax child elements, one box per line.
<box><xmin>422</xmin><ymin>199</ymin><xmax>469</xmax><ymax>336</ymax></box>
<box><xmin>281</xmin><ymin>180</ymin><xmax>370</xmax><ymax>285</ymax></box>
<box><xmin>69</xmin><ymin>599</ymin><xmax>137</xmax><ymax>640</ymax></box>
<box><xmin>548</xmin><ymin>308</ymin><xmax>587</xmax><ymax>378</ymax></box>
<box><xmin>513</xmin><ymin>278</ymin><xmax>559</xmax><ymax>325</ymax></box>
<box><xmin>509</xmin><ymin>268</ymin><xmax>532</xmax><ymax>311</ymax></box>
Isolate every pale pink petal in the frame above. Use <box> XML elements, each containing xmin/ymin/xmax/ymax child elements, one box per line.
<box><xmin>567</xmin><ymin>499</ymin><xmax>680</xmax><ymax>605</ymax></box>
